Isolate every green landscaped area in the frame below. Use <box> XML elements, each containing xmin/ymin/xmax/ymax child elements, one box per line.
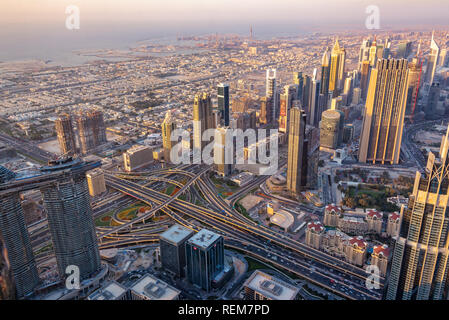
<box><xmin>117</xmin><ymin>203</ymin><xmax>151</xmax><ymax>221</ymax></box>
<box><xmin>210</xmin><ymin>174</ymin><xmax>238</xmax><ymax>198</ymax></box>
<box><xmin>341</xmin><ymin>185</ymin><xmax>400</xmax><ymax>212</ymax></box>
<box><xmin>95</xmin><ymin>211</ymin><xmax>115</xmax><ymax>227</ymax></box>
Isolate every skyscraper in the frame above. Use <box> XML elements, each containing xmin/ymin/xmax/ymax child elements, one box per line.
<box><xmin>359</xmin><ymin>59</ymin><xmax>409</xmax><ymax>165</ymax></box>
<box><xmin>55</xmin><ymin>113</ymin><xmax>77</xmax><ymax>156</ymax></box>
<box><xmin>293</xmin><ymin>72</ymin><xmax>303</xmax><ymax>101</ymax></box>
<box><xmin>397</xmin><ymin>41</ymin><xmax>412</xmax><ymax>59</ymax></box>
<box><xmin>162</xmin><ymin>110</ymin><xmax>177</xmax><ymax>163</ymax></box>
<box><xmin>0</xmin><ymin>238</ymin><xmax>15</xmax><ymax>300</ymax></box>
<box><xmin>302</xmin><ymin>74</ymin><xmax>311</xmax><ymax>113</ymax></box>
<box><xmin>309</xmin><ymin>69</ymin><xmax>322</xmax><ymax>127</ymax></box>
<box><xmin>286</xmin><ymin>107</ymin><xmax>307</xmax><ymax>194</ymax></box>
<box><xmin>40</xmin><ymin>158</ymin><xmax>101</xmax><ymax>281</ymax></box>
<box><xmin>426</xmin><ymin>82</ymin><xmax>441</xmax><ymax>119</ymax></box>
<box><xmin>217</xmin><ymin>83</ymin><xmax>230</xmax><ymax>126</ymax></box>
<box><xmin>320</xmin><ymin>109</ymin><xmax>344</xmax><ymax>151</ymax></box>
<box><xmin>329</xmin><ymin>38</ymin><xmax>346</xmax><ymax>96</ymax></box>
<box><xmin>259</xmin><ymin>96</ymin><xmax>273</xmax><ymax>125</ymax></box>
<box><xmin>425</xmin><ymin>32</ymin><xmax>440</xmax><ymax>85</ymax></box>
<box><xmin>387</xmin><ymin>126</ymin><xmax>449</xmax><ymax>300</ymax></box>
<box><xmin>185</xmin><ymin>229</ymin><xmax>224</xmax><ymax>292</ymax></box>
<box><xmin>321</xmin><ymin>47</ymin><xmax>331</xmax><ymax>96</ymax></box>
<box><xmin>266</xmin><ymin>69</ymin><xmax>277</xmax><ymax>122</ymax></box>
<box><xmin>193</xmin><ymin>93</ymin><xmax>215</xmax><ymax>161</ymax></box>
<box><xmin>358</xmin><ymin>38</ymin><xmax>372</xmax><ymax>71</ymax></box>
<box><xmin>214</xmin><ymin>126</ymin><xmax>233</xmax><ymax>177</ymax></box>
<box><xmin>0</xmin><ymin>191</ymin><xmax>40</xmax><ymax>298</ymax></box>
<box><xmin>360</xmin><ymin>60</ymin><xmax>371</xmax><ymax>101</ymax></box>
<box><xmin>405</xmin><ymin>57</ymin><xmax>423</xmax><ymax>116</ymax></box>
<box><xmin>77</xmin><ymin>109</ymin><xmax>107</xmax><ymax>154</ymax></box>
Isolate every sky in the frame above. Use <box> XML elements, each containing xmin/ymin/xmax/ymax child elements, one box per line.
<box><xmin>1</xmin><ymin>0</ymin><xmax>449</xmax><ymax>28</ymax></box>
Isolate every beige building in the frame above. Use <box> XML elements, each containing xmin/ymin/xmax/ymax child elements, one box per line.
<box><xmin>359</xmin><ymin>59</ymin><xmax>409</xmax><ymax>165</ymax></box>
<box><xmin>386</xmin><ymin>212</ymin><xmax>401</xmax><ymax>238</ymax></box>
<box><xmin>286</xmin><ymin>107</ymin><xmax>307</xmax><ymax>194</ymax></box>
<box><xmin>86</xmin><ymin>168</ymin><xmax>106</xmax><ymax>197</ymax></box>
<box><xmin>366</xmin><ymin>209</ymin><xmax>383</xmax><ymax>234</ymax></box>
<box><xmin>123</xmin><ymin>145</ymin><xmax>153</xmax><ymax>172</ymax></box>
<box><xmin>324</xmin><ymin>204</ymin><xmax>342</xmax><ymax>227</ymax></box>
<box><xmin>344</xmin><ymin>236</ymin><xmax>368</xmax><ymax>267</ymax></box>
<box><xmin>129</xmin><ymin>274</ymin><xmax>180</xmax><ymax>300</ymax></box>
<box><xmin>243</xmin><ymin>270</ymin><xmax>299</xmax><ymax>300</ymax></box>
<box><xmin>305</xmin><ymin>221</ymin><xmax>325</xmax><ymax>250</ymax></box>
<box><xmin>371</xmin><ymin>245</ymin><xmax>390</xmax><ymax>277</ymax></box>
<box><xmin>161</xmin><ymin>111</ymin><xmax>176</xmax><ymax>163</ymax></box>
<box><xmin>338</xmin><ymin>216</ymin><xmax>368</xmax><ymax>235</ymax></box>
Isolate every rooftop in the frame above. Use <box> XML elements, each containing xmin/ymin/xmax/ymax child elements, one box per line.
<box><xmin>160</xmin><ymin>224</ymin><xmax>194</xmax><ymax>245</ymax></box>
<box><xmin>243</xmin><ymin>270</ymin><xmax>299</xmax><ymax>300</ymax></box>
<box><xmin>188</xmin><ymin>229</ymin><xmax>222</xmax><ymax>250</ymax></box>
<box><xmin>270</xmin><ymin>209</ymin><xmax>294</xmax><ymax>230</ymax></box>
<box><xmin>87</xmin><ymin>281</ymin><xmax>127</xmax><ymax>300</ymax></box>
<box><xmin>130</xmin><ymin>274</ymin><xmax>180</xmax><ymax>300</ymax></box>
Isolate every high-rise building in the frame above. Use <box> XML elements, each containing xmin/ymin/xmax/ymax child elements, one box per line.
<box><xmin>259</xmin><ymin>96</ymin><xmax>273</xmax><ymax>125</ymax></box>
<box><xmin>358</xmin><ymin>38</ymin><xmax>372</xmax><ymax>71</ymax></box>
<box><xmin>405</xmin><ymin>58</ymin><xmax>423</xmax><ymax>115</ymax></box>
<box><xmin>329</xmin><ymin>38</ymin><xmax>346</xmax><ymax>96</ymax></box>
<box><xmin>427</xmin><ymin>82</ymin><xmax>441</xmax><ymax>119</ymax></box>
<box><xmin>359</xmin><ymin>59</ymin><xmax>409</xmax><ymax>165</ymax></box>
<box><xmin>0</xmin><ymin>238</ymin><xmax>15</xmax><ymax>300</ymax></box>
<box><xmin>321</xmin><ymin>47</ymin><xmax>331</xmax><ymax>96</ymax></box>
<box><xmin>439</xmin><ymin>48</ymin><xmax>448</xmax><ymax>67</ymax></box>
<box><xmin>123</xmin><ymin>145</ymin><xmax>153</xmax><ymax>172</ymax></box>
<box><xmin>309</xmin><ymin>70</ymin><xmax>322</xmax><ymax>127</ymax></box>
<box><xmin>302</xmin><ymin>74</ymin><xmax>311</xmax><ymax>113</ymax></box>
<box><xmin>77</xmin><ymin>109</ymin><xmax>107</xmax><ymax>154</ymax></box>
<box><xmin>387</xmin><ymin>126</ymin><xmax>449</xmax><ymax>300</ymax></box>
<box><xmin>0</xmin><ymin>192</ymin><xmax>40</xmax><ymax>298</ymax></box>
<box><xmin>162</xmin><ymin>111</ymin><xmax>177</xmax><ymax>163</ymax></box>
<box><xmin>293</xmin><ymin>72</ymin><xmax>303</xmax><ymax>101</ymax></box>
<box><xmin>320</xmin><ymin>109</ymin><xmax>344</xmax><ymax>152</ymax></box>
<box><xmin>217</xmin><ymin>83</ymin><xmax>230</xmax><ymax>126</ymax></box>
<box><xmin>369</xmin><ymin>37</ymin><xmax>378</xmax><ymax>67</ymax></box>
<box><xmin>266</xmin><ymin>69</ymin><xmax>277</xmax><ymax>122</ymax></box>
<box><xmin>159</xmin><ymin>224</ymin><xmax>194</xmax><ymax>277</ymax></box>
<box><xmin>214</xmin><ymin>127</ymin><xmax>233</xmax><ymax>177</ymax></box>
<box><xmin>425</xmin><ymin>32</ymin><xmax>440</xmax><ymax>85</ymax></box>
<box><xmin>279</xmin><ymin>85</ymin><xmax>296</xmax><ymax>133</ymax></box>
<box><xmin>185</xmin><ymin>229</ymin><xmax>224</xmax><ymax>292</ymax></box>
<box><xmin>360</xmin><ymin>60</ymin><xmax>371</xmax><ymax>100</ymax></box>
<box><xmin>397</xmin><ymin>41</ymin><xmax>412</xmax><ymax>59</ymax></box>
<box><xmin>193</xmin><ymin>93</ymin><xmax>215</xmax><ymax>161</ymax></box>
<box><xmin>55</xmin><ymin>113</ymin><xmax>77</xmax><ymax>156</ymax></box>
<box><xmin>286</xmin><ymin>107</ymin><xmax>307</xmax><ymax>194</ymax></box>
<box><xmin>40</xmin><ymin>158</ymin><xmax>101</xmax><ymax>281</ymax></box>
<box><xmin>86</xmin><ymin>168</ymin><xmax>106</xmax><ymax>197</ymax></box>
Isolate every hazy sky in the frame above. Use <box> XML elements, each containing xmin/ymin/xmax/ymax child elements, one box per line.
<box><xmin>1</xmin><ymin>0</ymin><xmax>449</xmax><ymax>28</ymax></box>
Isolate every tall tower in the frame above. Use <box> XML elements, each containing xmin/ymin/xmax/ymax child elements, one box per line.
<box><xmin>193</xmin><ymin>93</ymin><xmax>215</xmax><ymax>161</ymax></box>
<box><xmin>266</xmin><ymin>69</ymin><xmax>277</xmax><ymax>122</ymax></box>
<box><xmin>214</xmin><ymin>127</ymin><xmax>233</xmax><ymax>177</ymax></box>
<box><xmin>293</xmin><ymin>72</ymin><xmax>303</xmax><ymax>101</ymax></box>
<box><xmin>387</xmin><ymin>126</ymin><xmax>449</xmax><ymax>300</ymax></box>
<box><xmin>162</xmin><ymin>111</ymin><xmax>177</xmax><ymax>163</ymax></box>
<box><xmin>329</xmin><ymin>38</ymin><xmax>346</xmax><ymax>96</ymax></box>
<box><xmin>405</xmin><ymin>58</ymin><xmax>422</xmax><ymax>115</ymax></box>
<box><xmin>40</xmin><ymin>158</ymin><xmax>101</xmax><ymax>281</ymax></box>
<box><xmin>259</xmin><ymin>96</ymin><xmax>273</xmax><ymax>125</ymax></box>
<box><xmin>360</xmin><ymin>60</ymin><xmax>371</xmax><ymax>100</ymax></box>
<box><xmin>358</xmin><ymin>38</ymin><xmax>372</xmax><ymax>71</ymax></box>
<box><xmin>425</xmin><ymin>31</ymin><xmax>440</xmax><ymax>85</ymax></box>
<box><xmin>55</xmin><ymin>113</ymin><xmax>77</xmax><ymax>156</ymax></box>
<box><xmin>359</xmin><ymin>59</ymin><xmax>409</xmax><ymax>165</ymax></box>
<box><xmin>321</xmin><ymin>47</ymin><xmax>331</xmax><ymax>96</ymax></box>
<box><xmin>217</xmin><ymin>83</ymin><xmax>230</xmax><ymax>126</ymax></box>
<box><xmin>0</xmin><ymin>238</ymin><xmax>15</xmax><ymax>300</ymax></box>
<box><xmin>286</xmin><ymin>107</ymin><xmax>307</xmax><ymax>194</ymax></box>
<box><xmin>0</xmin><ymin>192</ymin><xmax>40</xmax><ymax>298</ymax></box>
<box><xmin>309</xmin><ymin>69</ymin><xmax>322</xmax><ymax>127</ymax></box>
<box><xmin>369</xmin><ymin>36</ymin><xmax>378</xmax><ymax>67</ymax></box>
<box><xmin>77</xmin><ymin>109</ymin><xmax>107</xmax><ymax>155</ymax></box>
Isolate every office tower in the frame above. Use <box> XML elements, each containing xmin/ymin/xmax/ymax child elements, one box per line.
<box><xmin>40</xmin><ymin>158</ymin><xmax>101</xmax><ymax>281</ymax></box>
<box><xmin>309</xmin><ymin>70</ymin><xmax>322</xmax><ymax>127</ymax></box>
<box><xmin>343</xmin><ymin>77</ymin><xmax>353</xmax><ymax>105</ymax></box>
<box><xmin>0</xmin><ymin>238</ymin><xmax>15</xmax><ymax>300</ymax></box>
<box><xmin>266</xmin><ymin>69</ymin><xmax>277</xmax><ymax>121</ymax></box>
<box><xmin>77</xmin><ymin>109</ymin><xmax>107</xmax><ymax>154</ymax></box>
<box><xmin>286</xmin><ymin>107</ymin><xmax>307</xmax><ymax>194</ymax></box>
<box><xmin>320</xmin><ymin>109</ymin><xmax>344</xmax><ymax>151</ymax></box>
<box><xmin>302</xmin><ymin>74</ymin><xmax>311</xmax><ymax>113</ymax></box>
<box><xmin>439</xmin><ymin>48</ymin><xmax>448</xmax><ymax>67</ymax></box>
<box><xmin>426</xmin><ymin>82</ymin><xmax>441</xmax><ymax>119</ymax></box>
<box><xmin>425</xmin><ymin>32</ymin><xmax>440</xmax><ymax>85</ymax></box>
<box><xmin>329</xmin><ymin>38</ymin><xmax>346</xmax><ymax>96</ymax></box>
<box><xmin>214</xmin><ymin>127</ymin><xmax>233</xmax><ymax>177</ymax></box>
<box><xmin>0</xmin><ymin>192</ymin><xmax>40</xmax><ymax>298</ymax></box>
<box><xmin>383</xmin><ymin>38</ymin><xmax>392</xmax><ymax>59</ymax></box>
<box><xmin>405</xmin><ymin>58</ymin><xmax>423</xmax><ymax>115</ymax></box>
<box><xmin>217</xmin><ymin>83</ymin><xmax>230</xmax><ymax>126</ymax></box>
<box><xmin>86</xmin><ymin>168</ymin><xmax>106</xmax><ymax>197</ymax></box>
<box><xmin>159</xmin><ymin>224</ymin><xmax>194</xmax><ymax>277</ymax></box>
<box><xmin>279</xmin><ymin>85</ymin><xmax>296</xmax><ymax>133</ymax></box>
<box><xmin>243</xmin><ymin>270</ymin><xmax>299</xmax><ymax>300</ymax></box>
<box><xmin>360</xmin><ymin>60</ymin><xmax>371</xmax><ymax>100</ymax></box>
<box><xmin>352</xmin><ymin>88</ymin><xmax>362</xmax><ymax>105</ymax></box>
<box><xmin>186</xmin><ymin>229</ymin><xmax>224</xmax><ymax>292</ymax></box>
<box><xmin>123</xmin><ymin>145</ymin><xmax>153</xmax><ymax>172</ymax></box>
<box><xmin>359</xmin><ymin>59</ymin><xmax>409</xmax><ymax>165</ymax></box>
<box><xmin>193</xmin><ymin>93</ymin><xmax>215</xmax><ymax>159</ymax></box>
<box><xmin>397</xmin><ymin>41</ymin><xmax>412</xmax><ymax>59</ymax></box>
<box><xmin>343</xmin><ymin>124</ymin><xmax>354</xmax><ymax>144</ymax></box>
<box><xmin>162</xmin><ymin>111</ymin><xmax>177</xmax><ymax>163</ymax></box>
<box><xmin>55</xmin><ymin>113</ymin><xmax>77</xmax><ymax>156</ymax></box>
<box><xmin>259</xmin><ymin>97</ymin><xmax>272</xmax><ymax>125</ymax></box>
<box><xmin>293</xmin><ymin>72</ymin><xmax>303</xmax><ymax>101</ymax></box>
<box><xmin>387</xmin><ymin>126</ymin><xmax>449</xmax><ymax>300</ymax></box>
<box><xmin>369</xmin><ymin>37</ymin><xmax>378</xmax><ymax>67</ymax></box>
<box><xmin>321</xmin><ymin>47</ymin><xmax>331</xmax><ymax>96</ymax></box>
<box><xmin>358</xmin><ymin>38</ymin><xmax>372</xmax><ymax>71</ymax></box>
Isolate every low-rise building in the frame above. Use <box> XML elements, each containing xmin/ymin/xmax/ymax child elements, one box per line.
<box><xmin>87</xmin><ymin>281</ymin><xmax>128</xmax><ymax>300</ymax></box>
<box><xmin>386</xmin><ymin>212</ymin><xmax>401</xmax><ymax>238</ymax></box>
<box><xmin>129</xmin><ymin>274</ymin><xmax>180</xmax><ymax>300</ymax></box>
<box><xmin>86</xmin><ymin>168</ymin><xmax>106</xmax><ymax>197</ymax></box>
<box><xmin>366</xmin><ymin>209</ymin><xmax>383</xmax><ymax>234</ymax></box>
<box><xmin>243</xmin><ymin>270</ymin><xmax>299</xmax><ymax>300</ymax></box>
<box><xmin>305</xmin><ymin>221</ymin><xmax>325</xmax><ymax>249</ymax></box>
<box><xmin>371</xmin><ymin>244</ymin><xmax>390</xmax><ymax>277</ymax></box>
<box><xmin>344</xmin><ymin>236</ymin><xmax>368</xmax><ymax>267</ymax></box>
<box><xmin>123</xmin><ymin>145</ymin><xmax>153</xmax><ymax>172</ymax></box>
<box><xmin>324</xmin><ymin>204</ymin><xmax>342</xmax><ymax>227</ymax></box>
